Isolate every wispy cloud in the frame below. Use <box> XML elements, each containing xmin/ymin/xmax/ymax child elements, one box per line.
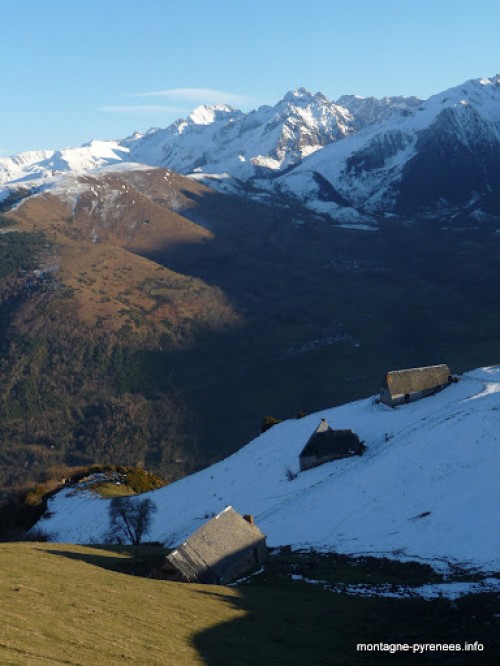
<box><xmin>97</xmin><ymin>88</ymin><xmax>254</xmax><ymax>118</ymax></box>
<box><xmin>97</xmin><ymin>105</ymin><xmax>185</xmax><ymax>115</ymax></box>
<box><xmin>129</xmin><ymin>87</ymin><xmax>253</xmax><ymax>106</ymax></box>
<box><xmin>0</xmin><ymin>148</ymin><xmax>10</xmax><ymax>155</ymax></box>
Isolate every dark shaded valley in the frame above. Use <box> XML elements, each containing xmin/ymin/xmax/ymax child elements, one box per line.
<box><xmin>1</xmin><ymin>171</ymin><xmax>500</xmax><ymax>506</ymax></box>
<box><xmin>162</xmin><ymin>198</ymin><xmax>500</xmax><ymax>464</ymax></box>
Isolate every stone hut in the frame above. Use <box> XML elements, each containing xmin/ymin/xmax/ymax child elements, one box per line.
<box><xmin>299</xmin><ymin>419</ymin><xmax>364</xmax><ymax>471</ymax></box>
<box><xmin>380</xmin><ymin>364</ymin><xmax>452</xmax><ymax>407</ymax></box>
<box><xmin>161</xmin><ymin>507</ymin><xmax>266</xmax><ymax>585</ymax></box>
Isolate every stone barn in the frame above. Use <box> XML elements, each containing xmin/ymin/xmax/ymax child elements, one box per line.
<box><xmin>161</xmin><ymin>507</ymin><xmax>266</xmax><ymax>585</ymax></box>
<box><xmin>380</xmin><ymin>364</ymin><xmax>452</xmax><ymax>407</ymax></box>
<box><xmin>299</xmin><ymin>419</ymin><xmax>364</xmax><ymax>471</ymax></box>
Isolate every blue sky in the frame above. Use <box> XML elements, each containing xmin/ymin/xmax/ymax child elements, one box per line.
<box><xmin>2</xmin><ymin>0</ymin><xmax>499</xmax><ymax>155</ymax></box>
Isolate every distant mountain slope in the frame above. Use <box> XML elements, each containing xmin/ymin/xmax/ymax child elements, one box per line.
<box><xmin>0</xmin><ymin>167</ymin><xmax>245</xmax><ymax>492</ymax></box>
<box><xmin>39</xmin><ymin>366</ymin><xmax>500</xmax><ymax>572</ymax></box>
<box><xmin>276</xmin><ymin>75</ymin><xmax>500</xmax><ymax>221</ymax></box>
<box><xmin>0</xmin><ymin>142</ymin><xmax>129</xmax><ymax>197</ymax></box>
<box><xmin>8</xmin><ymin>167</ymin><xmax>238</xmax><ymax>340</ymax></box>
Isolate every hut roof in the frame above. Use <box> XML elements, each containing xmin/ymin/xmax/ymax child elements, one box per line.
<box><xmin>383</xmin><ymin>364</ymin><xmax>450</xmax><ymax>399</ymax></box>
<box><xmin>167</xmin><ymin>506</ymin><xmax>265</xmax><ymax>583</ymax></box>
<box><xmin>300</xmin><ymin>419</ymin><xmax>362</xmax><ymax>458</ymax></box>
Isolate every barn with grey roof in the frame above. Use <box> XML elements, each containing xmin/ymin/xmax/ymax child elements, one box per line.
<box><xmin>380</xmin><ymin>364</ymin><xmax>452</xmax><ymax>407</ymax></box>
<box><xmin>162</xmin><ymin>507</ymin><xmax>266</xmax><ymax>585</ymax></box>
<box><xmin>299</xmin><ymin>419</ymin><xmax>364</xmax><ymax>471</ymax></box>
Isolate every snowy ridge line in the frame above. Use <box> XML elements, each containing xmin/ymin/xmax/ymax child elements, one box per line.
<box><xmin>3</xmin><ymin>74</ymin><xmax>500</xmax><ymax>225</ymax></box>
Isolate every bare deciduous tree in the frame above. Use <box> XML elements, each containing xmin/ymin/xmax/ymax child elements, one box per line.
<box><xmin>107</xmin><ymin>496</ymin><xmax>157</xmax><ymax>545</ymax></box>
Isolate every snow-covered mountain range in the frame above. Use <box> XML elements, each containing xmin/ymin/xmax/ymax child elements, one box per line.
<box><xmin>2</xmin><ymin>75</ymin><xmax>500</xmax><ymax>224</ymax></box>
<box><xmin>123</xmin><ymin>89</ymin><xmax>420</xmax><ymax>181</ymax></box>
<box><xmin>37</xmin><ymin>366</ymin><xmax>500</xmax><ymax>573</ymax></box>
<box><xmin>277</xmin><ymin>75</ymin><xmax>500</xmax><ymax>222</ymax></box>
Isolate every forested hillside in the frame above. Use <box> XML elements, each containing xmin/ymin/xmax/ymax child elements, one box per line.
<box><xmin>1</xmin><ymin>169</ymin><xmax>500</xmax><ymax>505</ymax></box>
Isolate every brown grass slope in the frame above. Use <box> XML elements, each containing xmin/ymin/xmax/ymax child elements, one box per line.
<box><xmin>0</xmin><ymin>543</ymin><xmax>497</xmax><ymax>666</ymax></box>
<box><xmin>9</xmin><ymin>170</ymin><xmax>239</xmax><ymax>341</ymax></box>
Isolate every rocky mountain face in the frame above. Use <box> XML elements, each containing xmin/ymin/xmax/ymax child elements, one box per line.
<box><xmin>335</xmin><ymin>93</ymin><xmax>421</xmax><ymax>128</ymax></box>
<box><xmin>276</xmin><ymin>75</ymin><xmax>500</xmax><ymax>223</ymax></box>
<box><xmin>124</xmin><ymin>89</ymin><xmax>354</xmax><ymax>179</ymax></box>
<box><xmin>122</xmin><ymin>88</ymin><xmax>424</xmax><ymax>182</ymax></box>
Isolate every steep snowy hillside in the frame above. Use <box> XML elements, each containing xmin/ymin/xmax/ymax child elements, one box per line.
<box><xmin>335</xmin><ymin>94</ymin><xmax>421</xmax><ymax>128</ymax></box>
<box><xmin>38</xmin><ymin>367</ymin><xmax>500</xmax><ymax>572</ymax></box>
<box><xmin>277</xmin><ymin>75</ymin><xmax>500</xmax><ymax>221</ymax></box>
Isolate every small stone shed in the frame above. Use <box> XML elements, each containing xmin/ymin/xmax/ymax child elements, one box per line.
<box><xmin>299</xmin><ymin>419</ymin><xmax>364</xmax><ymax>471</ymax></box>
<box><xmin>380</xmin><ymin>364</ymin><xmax>452</xmax><ymax>407</ymax></box>
<box><xmin>161</xmin><ymin>507</ymin><xmax>266</xmax><ymax>585</ymax></box>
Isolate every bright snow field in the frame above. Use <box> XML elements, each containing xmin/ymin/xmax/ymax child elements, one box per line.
<box><xmin>37</xmin><ymin>367</ymin><xmax>500</xmax><ymax>572</ymax></box>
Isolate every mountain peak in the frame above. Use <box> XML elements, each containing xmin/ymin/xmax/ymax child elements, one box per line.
<box><xmin>282</xmin><ymin>88</ymin><xmax>323</xmax><ymax>104</ymax></box>
<box><xmin>426</xmin><ymin>74</ymin><xmax>500</xmax><ymax>119</ymax></box>
<box><xmin>479</xmin><ymin>74</ymin><xmax>500</xmax><ymax>86</ymax></box>
<box><xmin>279</xmin><ymin>89</ymin><xmax>332</xmax><ymax>111</ymax></box>
<box><xmin>438</xmin><ymin>74</ymin><xmax>500</xmax><ymax>98</ymax></box>
<box><xmin>284</xmin><ymin>87</ymin><xmax>312</xmax><ymax>99</ymax></box>
<box><xmin>187</xmin><ymin>104</ymin><xmax>237</xmax><ymax>126</ymax></box>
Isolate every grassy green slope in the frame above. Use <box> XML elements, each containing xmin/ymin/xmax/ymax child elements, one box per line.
<box><xmin>0</xmin><ymin>543</ymin><xmax>498</xmax><ymax>665</ymax></box>
<box><xmin>0</xmin><ymin>542</ymin><xmax>240</xmax><ymax>666</ymax></box>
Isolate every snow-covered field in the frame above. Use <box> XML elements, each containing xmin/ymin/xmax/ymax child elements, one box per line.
<box><xmin>37</xmin><ymin>367</ymin><xmax>500</xmax><ymax>572</ymax></box>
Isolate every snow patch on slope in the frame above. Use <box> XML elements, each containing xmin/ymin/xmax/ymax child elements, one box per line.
<box><xmin>290</xmin><ymin>575</ymin><xmax>500</xmax><ymax>600</ymax></box>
